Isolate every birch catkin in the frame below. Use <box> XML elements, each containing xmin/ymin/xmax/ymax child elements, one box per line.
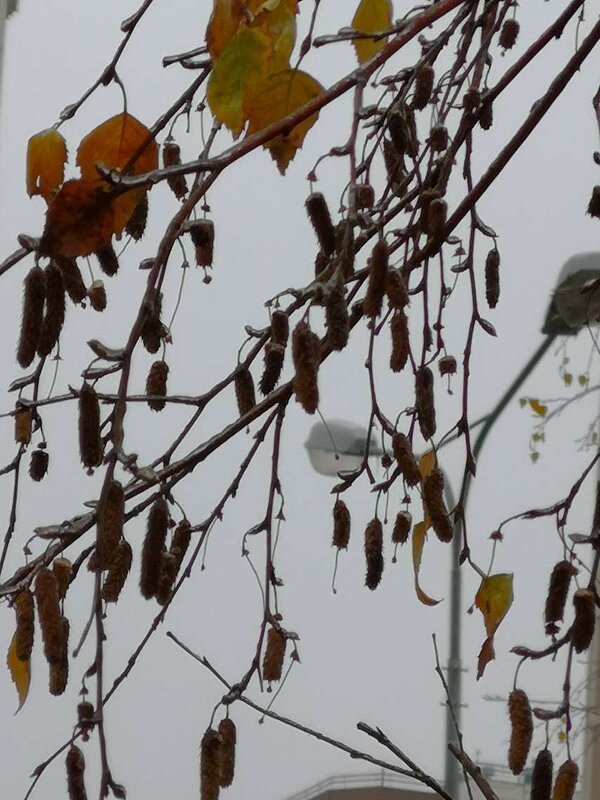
<box><xmin>38</xmin><ymin>261</ymin><xmax>65</xmax><ymax>357</ymax></box>
<box><xmin>234</xmin><ymin>367</ymin><xmax>256</xmax><ymax>416</ymax></box>
<box><xmin>332</xmin><ymin>498</ymin><xmax>351</xmax><ymax>550</ymax></box>
<box><xmin>140</xmin><ymin>497</ymin><xmax>168</xmax><ymax>599</ymax></box>
<box><xmin>14</xmin><ymin>589</ymin><xmax>34</xmax><ymax>662</ymax></box>
<box><xmin>263</xmin><ymin>627</ymin><xmax>286</xmax><ymax>682</ymax></box>
<box><xmin>292</xmin><ymin>321</ymin><xmax>320</xmax><ymax>414</ymax></box>
<box><xmin>363</xmin><ymin>240</ymin><xmax>388</xmax><ymax>318</ymax></box>
<box><xmin>97</xmin><ymin>480</ymin><xmax>124</xmax><ymax>570</ymax></box>
<box><xmin>552</xmin><ymin>760</ymin><xmax>578</xmax><ymax>800</ymax></box>
<box><xmin>101</xmin><ymin>541</ymin><xmax>133</xmax><ymax>603</ymax></box>
<box><xmin>507</xmin><ymin>689</ymin><xmax>533</xmax><ymax>775</ymax></box>
<box><xmin>415</xmin><ymin>366</ymin><xmax>436</xmax><ymax>440</ymax></box>
<box><xmin>544</xmin><ymin>560</ymin><xmax>574</xmax><ymax>634</ymax></box>
<box><xmin>17</xmin><ymin>266</ymin><xmax>45</xmax><ymax>368</ymax></box>
<box><xmin>364</xmin><ymin>518</ymin><xmax>384</xmax><ymax>590</ymax></box>
<box><xmin>305</xmin><ymin>192</ymin><xmax>335</xmax><ymax>256</ymax></box>
<box><xmin>66</xmin><ymin>744</ymin><xmax>88</xmax><ymax>800</ymax></box>
<box><xmin>571</xmin><ymin>589</ymin><xmax>595</xmax><ymax>653</ymax></box>
<box><xmin>531</xmin><ymin>748</ymin><xmax>553</xmax><ymax>800</ymax></box>
<box><xmin>218</xmin><ymin>718</ymin><xmax>236</xmax><ymax>788</ymax></box>
<box><xmin>78</xmin><ymin>383</ymin><xmax>102</xmax><ymax>469</ymax></box>
<box><xmin>200</xmin><ymin>728</ymin><xmax>222</xmax><ymax>800</ymax></box>
<box><xmin>35</xmin><ymin>567</ymin><xmax>63</xmax><ymax>666</ymax></box>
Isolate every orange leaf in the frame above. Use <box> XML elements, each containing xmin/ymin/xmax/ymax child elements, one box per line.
<box><xmin>245</xmin><ymin>68</ymin><xmax>323</xmax><ymax>174</ymax></box>
<box><xmin>352</xmin><ymin>0</ymin><xmax>393</xmax><ymax>65</ymax></box>
<box><xmin>411</xmin><ymin>520</ymin><xmax>441</xmax><ymax>606</ymax></box>
<box><xmin>418</xmin><ymin>449</ymin><xmax>437</xmax><ymax>481</ymax></box>
<box><xmin>26</xmin><ymin>128</ymin><xmax>67</xmax><ymax>202</ymax></box>
<box><xmin>76</xmin><ymin>113</ymin><xmax>158</xmax><ymax>182</ymax></box>
<box><xmin>528</xmin><ymin>398</ymin><xmax>547</xmax><ymax>417</ymax></box>
<box><xmin>7</xmin><ymin>631</ymin><xmax>30</xmax><ymax>713</ymax></box>
<box><xmin>39</xmin><ymin>179</ymin><xmax>115</xmax><ymax>258</ymax></box>
<box><xmin>474</xmin><ymin>573</ymin><xmax>514</xmax><ymax>679</ymax></box>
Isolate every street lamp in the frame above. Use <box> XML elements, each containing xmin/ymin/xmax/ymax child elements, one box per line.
<box><xmin>304</xmin><ymin>253</ymin><xmax>600</xmax><ymax>800</ymax></box>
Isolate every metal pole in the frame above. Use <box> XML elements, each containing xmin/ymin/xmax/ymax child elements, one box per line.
<box><xmin>443</xmin><ymin>334</ymin><xmax>557</xmax><ymax>798</ymax></box>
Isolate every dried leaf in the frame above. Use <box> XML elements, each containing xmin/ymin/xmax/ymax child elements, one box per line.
<box><xmin>475</xmin><ymin>573</ymin><xmax>514</xmax><ymax>679</ymax></box>
<box><xmin>207</xmin><ymin>27</ymin><xmax>272</xmax><ymax>136</ymax></box>
<box><xmin>26</xmin><ymin>128</ymin><xmax>67</xmax><ymax>202</ymax></box>
<box><xmin>39</xmin><ymin>179</ymin><xmax>114</xmax><ymax>258</ymax></box>
<box><xmin>528</xmin><ymin>398</ymin><xmax>547</xmax><ymax>417</ymax></box>
<box><xmin>418</xmin><ymin>449</ymin><xmax>437</xmax><ymax>481</ymax></box>
<box><xmin>246</xmin><ymin>68</ymin><xmax>323</xmax><ymax>173</ymax></box>
<box><xmin>352</xmin><ymin>0</ymin><xmax>393</xmax><ymax>64</ymax></box>
<box><xmin>412</xmin><ymin>520</ymin><xmax>440</xmax><ymax>606</ymax></box>
<box><xmin>7</xmin><ymin>631</ymin><xmax>30</xmax><ymax>713</ymax></box>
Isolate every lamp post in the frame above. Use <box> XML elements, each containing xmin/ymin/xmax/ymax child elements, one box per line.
<box><xmin>0</xmin><ymin>1</ymin><xmax>17</xmax><ymax>117</ymax></box>
<box><xmin>304</xmin><ymin>253</ymin><xmax>600</xmax><ymax>800</ymax></box>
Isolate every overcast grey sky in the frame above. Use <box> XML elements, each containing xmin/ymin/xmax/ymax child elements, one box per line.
<box><xmin>1</xmin><ymin>2</ymin><xmax>600</xmax><ymax>799</ymax></box>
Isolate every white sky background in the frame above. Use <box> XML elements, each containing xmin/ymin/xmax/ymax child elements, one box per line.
<box><xmin>0</xmin><ymin>2</ymin><xmax>599</xmax><ymax>799</ymax></box>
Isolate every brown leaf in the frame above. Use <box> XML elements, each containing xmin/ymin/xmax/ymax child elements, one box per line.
<box><xmin>39</xmin><ymin>179</ymin><xmax>115</xmax><ymax>258</ymax></box>
<box><xmin>411</xmin><ymin>520</ymin><xmax>441</xmax><ymax>606</ymax></box>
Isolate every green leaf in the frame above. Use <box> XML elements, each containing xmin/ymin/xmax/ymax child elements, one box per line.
<box><xmin>207</xmin><ymin>27</ymin><xmax>272</xmax><ymax>136</ymax></box>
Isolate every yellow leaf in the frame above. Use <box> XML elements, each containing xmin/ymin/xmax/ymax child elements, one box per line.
<box><xmin>412</xmin><ymin>520</ymin><xmax>441</xmax><ymax>606</ymax></box>
<box><xmin>7</xmin><ymin>631</ymin><xmax>30</xmax><ymax>713</ymax></box>
<box><xmin>206</xmin><ymin>0</ymin><xmax>245</xmax><ymax>60</ymax></box>
<box><xmin>474</xmin><ymin>573</ymin><xmax>513</xmax><ymax>679</ymax></box>
<box><xmin>418</xmin><ymin>449</ymin><xmax>437</xmax><ymax>481</ymax></box>
<box><xmin>26</xmin><ymin>128</ymin><xmax>67</xmax><ymax>202</ymax></box>
<box><xmin>528</xmin><ymin>398</ymin><xmax>547</xmax><ymax>417</ymax></box>
<box><xmin>245</xmin><ymin>68</ymin><xmax>323</xmax><ymax>174</ymax></box>
<box><xmin>352</xmin><ymin>0</ymin><xmax>393</xmax><ymax>65</ymax></box>
<box><xmin>77</xmin><ymin>113</ymin><xmax>158</xmax><ymax>181</ymax></box>
<box><xmin>251</xmin><ymin>1</ymin><xmax>298</xmax><ymax>68</ymax></box>
<box><xmin>208</xmin><ymin>27</ymin><xmax>272</xmax><ymax>136</ymax></box>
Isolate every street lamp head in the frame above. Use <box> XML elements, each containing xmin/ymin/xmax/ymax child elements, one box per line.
<box><xmin>304</xmin><ymin>419</ymin><xmax>382</xmax><ymax>477</ymax></box>
<box><xmin>542</xmin><ymin>253</ymin><xmax>600</xmax><ymax>335</ymax></box>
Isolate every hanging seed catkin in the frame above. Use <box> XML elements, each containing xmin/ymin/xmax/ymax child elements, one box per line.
<box><xmin>383</xmin><ymin>139</ymin><xmax>405</xmax><ymax>194</ymax></box>
<box><xmin>29</xmin><ymin>448</ymin><xmax>49</xmax><ymax>481</ymax></box>
<box><xmin>17</xmin><ymin>265</ymin><xmax>45</xmax><ymax>368</ymax></box>
<box><xmin>35</xmin><ymin>567</ymin><xmax>63</xmax><ymax>666</ymax></box>
<box><xmin>386</xmin><ymin>270</ymin><xmax>409</xmax><ymax>310</ymax></box>
<box><xmin>363</xmin><ymin>239</ymin><xmax>389</xmax><ymax>318</ymax></box>
<box><xmin>101</xmin><ymin>541</ymin><xmax>133</xmax><ymax>603</ymax></box>
<box><xmin>332</xmin><ymin>497</ymin><xmax>351</xmax><ymax>550</ymax></box>
<box><xmin>552</xmin><ymin>760</ymin><xmax>578</xmax><ymax>800</ymax></box>
<box><xmin>140</xmin><ymin>496</ymin><xmax>168</xmax><ymax>599</ymax></box>
<box><xmin>305</xmin><ymin>192</ymin><xmax>335</xmax><ymax>256</ymax></box>
<box><xmin>146</xmin><ymin>360</ymin><xmax>169</xmax><ymax>412</ymax></box>
<box><xmin>392</xmin><ymin>432</ymin><xmax>421</xmax><ymax>487</ymax></box>
<box><xmin>259</xmin><ymin>343</ymin><xmax>285</xmax><ymax>395</ymax></box>
<box><xmin>415</xmin><ymin>366</ymin><xmax>436</xmax><ymax>440</ymax></box>
<box><xmin>325</xmin><ymin>286</ymin><xmax>349</xmax><ymax>351</ymax></box>
<box><xmin>365</xmin><ymin>518</ymin><xmax>384</xmax><ymax>590</ymax></box>
<box><xmin>163</xmin><ymin>139</ymin><xmax>188</xmax><ymax>199</ymax></box>
<box><xmin>78</xmin><ymin>383</ymin><xmax>103</xmax><ymax>469</ymax></box>
<box><xmin>97</xmin><ymin>480</ymin><xmax>124</xmax><ymax>569</ymax></box>
<box><xmin>14</xmin><ymin>589</ymin><xmax>34</xmax><ymax>662</ymax></box>
<box><xmin>588</xmin><ymin>186</ymin><xmax>600</xmax><ymax>219</ymax></box>
<box><xmin>263</xmin><ymin>627</ymin><xmax>286</xmax><ymax>681</ymax></box>
<box><xmin>392</xmin><ymin>510</ymin><xmax>412</xmax><ymax>545</ymax></box>
<box><xmin>507</xmin><ymin>689</ymin><xmax>533</xmax><ymax>775</ymax></box>
<box><xmin>55</xmin><ymin>256</ymin><xmax>86</xmax><ymax>304</ymax></box>
<box><xmin>544</xmin><ymin>560</ymin><xmax>575</xmax><ymax>634</ymax></box>
<box><xmin>38</xmin><ymin>261</ymin><xmax>65</xmax><ymax>357</ymax></box>
<box><xmin>218</xmin><ymin>717</ymin><xmax>236</xmax><ymax>788</ymax></box>
<box><xmin>87</xmin><ymin>280</ymin><xmax>106</xmax><ymax>312</ymax></box>
<box><xmin>479</xmin><ymin>96</ymin><xmax>494</xmax><ymax>130</ymax></box>
<box><xmin>188</xmin><ymin>219</ymin><xmax>215</xmax><ymax>267</ymax></box>
<box><xmin>14</xmin><ymin>407</ymin><xmax>32</xmax><ymax>445</ymax></box>
<box><xmin>439</xmin><ymin>355</ymin><xmax>457</xmax><ymax>376</ymax></box>
<box><xmin>352</xmin><ymin>183</ymin><xmax>375</xmax><ymax>210</ymax></box>
<box><xmin>423</xmin><ymin>468</ymin><xmax>453</xmax><ymax>543</ymax></box>
<box><xmin>125</xmin><ymin>192</ymin><xmax>148</xmax><ymax>241</ymax></box>
<box><xmin>412</xmin><ymin>63</ymin><xmax>435</xmax><ymax>110</ymax></box>
<box><xmin>531</xmin><ymin>748</ymin><xmax>553</xmax><ymax>800</ymax></box>
<box><xmin>571</xmin><ymin>589</ymin><xmax>595</xmax><ymax>653</ymax></box>
<box><xmin>141</xmin><ymin>289</ymin><xmax>163</xmax><ymax>354</ymax></box>
<box><xmin>427</xmin><ymin>198</ymin><xmax>447</xmax><ymax>241</ymax></box>
<box><xmin>49</xmin><ymin>616</ymin><xmax>69</xmax><ymax>696</ymax></box>
<box><xmin>95</xmin><ymin>244</ymin><xmax>119</xmax><ymax>277</ymax></box>
<box><xmin>171</xmin><ymin>519</ymin><xmax>192</xmax><ymax>571</ymax></box>
<box><xmin>292</xmin><ymin>321</ymin><xmax>320</xmax><ymax>414</ymax></box>
<box><xmin>200</xmin><ymin>728</ymin><xmax>222</xmax><ymax>800</ymax></box>
<box><xmin>234</xmin><ymin>367</ymin><xmax>256</xmax><ymax>416</ymax></box>
<box><xmin>390</xmin><ymin>309</ymin><xmax>409</xmax><ymax>373</ymax></box>
<box><xmin>429</xmin><ymin>124</ymin><xmax>448</xmax><ymax>152</ymax></box>
<box><xmin>485</xmin><ymin>248</ymin><xmax>500</xmax><ymax>309</ymax></box>
<box><xmin>499</xmin><ymin>18</ymin><xmax>520</xmax><ymax>49</ymax></box>
<box><xmin>270</xmin><ymin>310</ymin><xmax>289</xmax><ymax>346</ymax></box>
<box><xmin>78</xmin><ymin>701</ymin><xmax>95</xmax><ymax>740</ymax></box>
<box><xmin>66</xmin><ymin>744</ymin><xmax>87</xmax><ymax>800</ymax></box>
<box><xmin>53</xmin><ymin>558</ymin><xmax>71</xmax><ymax>600</ymax></box>
<box><xmin>156</xmin><ymin>553</ymin><xmax>178</xmax><ymax>606</ymax></box>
